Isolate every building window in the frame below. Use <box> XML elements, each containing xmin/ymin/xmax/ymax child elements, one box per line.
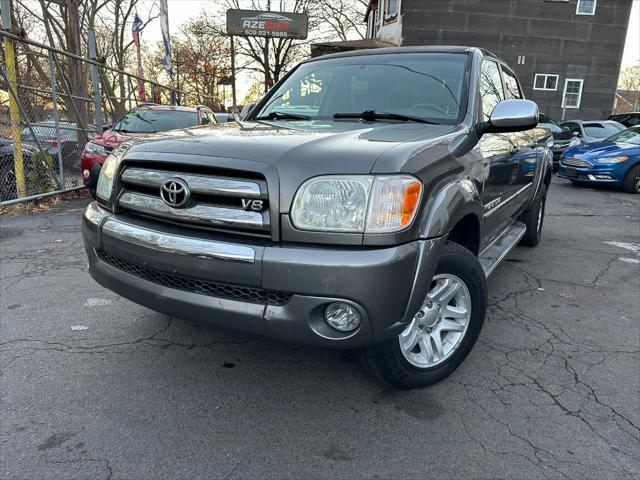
<box><xmin>533</xmin><ymin>74</ymin><xmax>559</xmax><ymax>91</ymax></box>
<box><xmin>562</xmin><ymin>79</ymin><xmax>584</xmax><ymax>108</ymax></box>
<box><xmin>576</xmin><ymin>0</ymin><xmax>597</xmax><ymax>15</ymax></box>
<box><xmin>384</xmin><ymin>0</ymin><xmax>399</xmax><ymax>19</ymax></box>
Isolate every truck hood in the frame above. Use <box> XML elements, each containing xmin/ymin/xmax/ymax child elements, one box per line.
<box><xmin>126</xmin><ymin>120</ymin><xmax>458</xmax><ymax>174</ymax></box>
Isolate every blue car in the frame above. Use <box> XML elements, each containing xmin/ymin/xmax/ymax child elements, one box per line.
<box><xmin>558</xmin><ymin>126</ymin><xmax>640</xmax><ymax>193</ymax></box>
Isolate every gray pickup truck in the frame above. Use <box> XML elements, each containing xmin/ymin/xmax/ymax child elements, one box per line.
<box><xmin>83</xmin><ymin>47</ymin><xmax>552</xmax><ymax>389</ymax></box>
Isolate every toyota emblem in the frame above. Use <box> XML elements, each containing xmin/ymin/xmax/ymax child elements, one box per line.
<box><xmin>160</xmin><ymin>178</ymin><xmax>190</xmax><ymax>208</ymax></box>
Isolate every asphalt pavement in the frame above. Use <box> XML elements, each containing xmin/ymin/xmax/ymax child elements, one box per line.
<box><xmin>1</xmin><ymin>176</ymin><xmax>639</xmax><ymax>480</ymax></box>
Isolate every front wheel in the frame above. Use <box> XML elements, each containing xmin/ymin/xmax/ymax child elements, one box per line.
<box><xmin>360</xmin><ymin>242</ymin><xmax>487</xmax><ymax>389</ymax></box>
<box><xmin>622</xmin><ymin>163</ymin><xmax>640</xmax><ymax>194</ymax></box>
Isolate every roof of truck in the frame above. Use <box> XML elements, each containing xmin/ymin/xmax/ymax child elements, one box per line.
<box><xmin>302</xmin><ymin>45</ymin><xmax>499</xmax><ymax>63</ymax></box>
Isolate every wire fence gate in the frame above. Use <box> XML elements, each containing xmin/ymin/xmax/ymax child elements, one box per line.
<box><xmin>1</xmin><ymin>30</ymin><xmax>217</xmax><ymax>205</ymax></box>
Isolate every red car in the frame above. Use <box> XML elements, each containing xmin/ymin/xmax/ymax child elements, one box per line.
<box><xmin>81</xmin><ymin>104</ymin><xmax>218</xmax><ymax>183</ymax></box>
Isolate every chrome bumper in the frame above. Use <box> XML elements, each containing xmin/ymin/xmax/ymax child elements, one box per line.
<box><xmin>84</xmin><ymin>202</ymin><xmax>255</xmax><ymax>263</ymax></box>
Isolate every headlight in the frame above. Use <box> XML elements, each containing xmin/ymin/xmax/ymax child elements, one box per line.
<box><xmin>84</xmin><ymin>141</ymin><xmax>108</xmax><ymax>155</ymax></box>
<box><xmin>592</xmin><ymin>156</ymin><xmax>629</xmax><ymax>164</ymax></box>
<box><xmin>290</xmin><ymin>175</ymin><xmax>422</xmax><ymax>233</ymax></box>
<box><xmin>96</xmin><ymin>143</ymin><xmax>129</xmax><ymax>202</ymax></box>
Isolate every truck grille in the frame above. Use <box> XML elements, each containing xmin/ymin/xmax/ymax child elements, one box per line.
<box><xmin>96</xmin><ymin>249</ymin><xmax>291</xmax><ymax>306</ymax></box>
<box><xmin>561</xmin><ymin>157</ymin><xmax>592</xmax><ymax>168</ymax></box>
<box><xmin>116</xmin><ymin>164</ymin><xmax>270</xmax><ymax>237</ymax></box>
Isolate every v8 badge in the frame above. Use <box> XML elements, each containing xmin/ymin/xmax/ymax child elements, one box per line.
<box><xmin>241</xmin><ymin>199</ymin><xmax>266</xmax><ymax>212</ymax></box>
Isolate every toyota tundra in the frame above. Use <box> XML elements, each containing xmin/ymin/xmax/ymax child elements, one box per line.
<box><xmin>83</xmin><ymin>47</ymin><xmax>552</xmax><ymax>389</ymax></box>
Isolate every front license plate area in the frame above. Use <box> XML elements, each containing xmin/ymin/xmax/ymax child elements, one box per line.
<box><xmin>564</xmin><ymin>167</ymin><xmax>577</xmax><ymax>177</ymax></box>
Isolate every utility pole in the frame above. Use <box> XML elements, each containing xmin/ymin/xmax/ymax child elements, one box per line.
<box><xmin>1</xmin><ymin>0</ymin><xmax>26</xmax><ymax>197</ymax></box>
<box><xmin>230</xmin><ymin>35</ymin><xmax>237</xmax><ymax>107</ymax></box>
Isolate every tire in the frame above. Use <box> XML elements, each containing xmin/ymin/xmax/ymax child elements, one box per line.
<box><xmin>519</xmin><ymin>184</ymin><xmax>547</xmax><ymax>247</ymax></box>
<box><xmin>0</xmin><ymin>155</ymin><xmax>17</xmax><ymax>202</ymax></box>
<box><xmin>622</xmin><ymin>163</ymin><xmax>640</xmax><ymax>194</ymax></box>
<box><xmin>360</xmin><ymin>242</ymin><xmax>488</xmax><ymax>389</ymax></box>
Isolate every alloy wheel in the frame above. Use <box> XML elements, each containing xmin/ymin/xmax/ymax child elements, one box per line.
<box><xmin>399</xmin><ymin>274</ymin><xmax>472</xmax><ymax>368</ymax></box>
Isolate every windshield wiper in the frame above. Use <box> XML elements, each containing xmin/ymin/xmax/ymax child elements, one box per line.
<box><xmin>254</xmin><ymin>111</ymin><xmax>311</xmax><ymax>121</ymax></box>
<box><xmin>333</xmin><ymin>110</ymin><xmax>439</xmax><ymax>125</ymax></box>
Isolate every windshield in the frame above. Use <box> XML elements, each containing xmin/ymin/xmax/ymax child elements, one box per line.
<box><xmin>606</xmin><ymin>126</ymin><xmax>640</xmax><ymax>145</ymax></box>
<box><xmin>253</xmin><ymin>53</ymin><xmax>468</xmax><ymax>124</ymax></box>
<box><xmin>583</xmin><ymin>122</ymin><xmax>624</xmax><ymax>138</ymax></box>
<box><xmin>113</xmin><ymin>109</ymin><xmax>197</xmax><ymax>133</ymax></box>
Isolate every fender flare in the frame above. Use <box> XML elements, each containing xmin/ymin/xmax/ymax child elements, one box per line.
<box><xmin>420</xmin><ymin>179</ymin><xmax>484</xmax><ymax>240</ymax></box>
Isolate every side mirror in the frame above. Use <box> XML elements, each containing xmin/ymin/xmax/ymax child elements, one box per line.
<box><xmin>102</xmin><ymin>123</ymin><xmax>113</xmax><ymax>132</ymax></box>
<box><xmin>477</xmin><ymin>99</ymin><xmax>539</xmax><ymax>136</ymax></box>
<box><xmin>562</xmin><ymin>126</ymin><xmax>570</xmax><ymax>132</ymax></box>
<box><xmin>452</xmin><ymin>100</ymin><xmax>539</xmax><ymax>157</ymax></box>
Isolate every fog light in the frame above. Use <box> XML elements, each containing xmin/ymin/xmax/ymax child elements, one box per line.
<box><xmin>83</xmin><ymin>169</ymin><xmax>90</xmax><ymax>179</ymax></box>
<box><xmin>324</xmin><ymin>302</ymin><xmax>361</xmax><ymax>332</ymax></box>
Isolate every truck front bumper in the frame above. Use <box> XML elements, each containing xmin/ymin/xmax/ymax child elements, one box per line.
<box><xmin>83</xmin><ymin>202</ymin><xmax>445</xmax><ymax>349</ymax></box>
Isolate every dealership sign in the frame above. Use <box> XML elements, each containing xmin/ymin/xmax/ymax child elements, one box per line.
<box><xmin>226</xmin><ymin>9</ymin><xmax>308</xmax><ymax>39</ymax></box>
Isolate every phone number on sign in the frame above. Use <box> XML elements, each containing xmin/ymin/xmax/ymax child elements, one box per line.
<box><xmin>242</xmin><ymin>29</ymin><xmax>293</xmax><ymax>38</ymax></box>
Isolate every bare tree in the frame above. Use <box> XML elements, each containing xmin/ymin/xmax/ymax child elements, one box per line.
<box><xmin>618</xmin><ymin>65</ymin><xmax>640</xmax><ymax>92</ymax></box>
<box><xmin>314</xmin><ymin>0</ymin><xmax>369</xmax><ymax>41</ymax></box>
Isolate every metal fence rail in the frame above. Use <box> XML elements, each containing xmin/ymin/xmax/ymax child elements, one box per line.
<box><xmin>0</xmin><ymin>30</ymin><xmax>218</xmax><ymax>205</ymax></box>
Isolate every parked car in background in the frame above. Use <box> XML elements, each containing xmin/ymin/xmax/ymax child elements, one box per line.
<box><xmin>609</xmin><ymin>112</ymin><xmax>640</xmax><ymax>128</ymax></box>
<box><xmin>558</xmin><ymin>125</ymin><xmax>640</xmax><ymax>193</ymax></box>
<box><xmin>21</xmin><ymin>120</ymin><xmax>80</xmax><ymax>168</ymax></box>
<box><xmin>81</xmin><ymin>104</ymin><xmax>217</xmax><ymax>185</ymax></box>
<box><xmin>538</xmin><ymin>113</ymin><xmax>571</xmax><ymax>168</ymax></box>
<box><xmin>559</xmin><ymin>120</ymin><xmax>625</xmax><ymax>147</ymax></box>
<box><xmin>214</xmin><ymin>112</ymin><xmax>235</xmax><ymax>123</ymax></box>
<box><xmin>0</xmin><ymin>133</ymin><xmax>55</xmax><ymax>201</ymax></box>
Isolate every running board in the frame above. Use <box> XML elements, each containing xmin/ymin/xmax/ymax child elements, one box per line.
<box><xmin>479</xmin><ymin>221</ymin><xmax>527</xmax><ymax>277</ymax></box>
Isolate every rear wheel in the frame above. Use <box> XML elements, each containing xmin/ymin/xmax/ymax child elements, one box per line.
<box><xmin>360</xmin><ymin>242</ymin><xmax>487</xmax><ymax>389</ymax></box>
<box><xmin>622</xmin><ymin>163</ymin><xmax>640</xmax><ymax>194</ymax></box>
<box><xmin>519</xmin><ymin>185</ymin><xmax>546</xmax><ymax>247</ymax></box>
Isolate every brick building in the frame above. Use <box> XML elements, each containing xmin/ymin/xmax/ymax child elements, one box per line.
<box><xmin>360</xmin><ymin>0</ymin><xmax>633</xmax><ymax>120</ymax></box>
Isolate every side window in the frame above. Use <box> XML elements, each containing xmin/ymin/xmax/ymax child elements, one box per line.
<box><xmin>502</xmin><ymin>68</ymin><xmax>523</xmax><ymax>100</ymax></box>
<box><xmin>480</xmin><ymin>60</ymin><xmax>505</xmax><ymax>121</ymax></box>
<box><xmin>563</xmin><ymin>122</ymin><xmax>580</xmax><ymax>135</ymax></box>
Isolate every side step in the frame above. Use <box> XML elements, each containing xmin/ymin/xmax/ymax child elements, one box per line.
<box><xmin>479</xmin><ymin>221</ymin><xmax>527</xmax><ymax>277</ymax></box>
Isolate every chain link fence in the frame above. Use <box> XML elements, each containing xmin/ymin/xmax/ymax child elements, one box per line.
<box><xmin>1</xmin><ymin>30</ymin><xmax>217</xmax><ymax>204</ymax></box>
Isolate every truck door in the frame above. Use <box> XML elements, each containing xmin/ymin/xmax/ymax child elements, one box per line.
<box><xmin>478</xmin><ymin>60</ymin><xmax>521</xmax><ymax>244</ymax></box>
<box><xmin>501</xmin><ymin>66</ymin><xmax>538</xmax><ymax>211</ymax></box>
